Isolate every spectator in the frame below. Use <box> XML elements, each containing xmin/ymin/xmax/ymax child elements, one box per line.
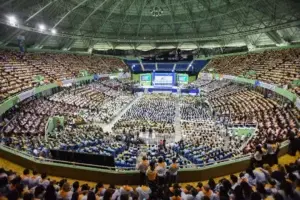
<box><xmin>44</xmin><ymin>184</ymin><xmax>57</xmax><ymax>200</ymax></box>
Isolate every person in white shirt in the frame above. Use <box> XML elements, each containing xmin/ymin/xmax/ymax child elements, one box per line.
<box><xmin>136</xmin><ymin>156</ymin><xmax>149</xmax><ymax>186</ymax></box>
<box><xmin>168</xmin><ymin>158</ymin><xmax>180</xmax><ymax>186</ymax></box>
<box><xmin>156</xmin><ymin>157</ymin><xmax>167</xmax><ymax>186</ymax></box>
<box><xmin>197</xmin><ymin>185</ymin><xmax>218</xmax><ymax>200</ymax></box>
<box><xmin>253</xmin><ymin>146</ymin><xmax>263</xmax><ymax>167</ymax></box>
<box><xmin>182</xmin><ymin>188</ymin><xmax>201</xmax><ymax>200</ymax></box>
<box><xmin>136</xmin><ymin>184</ymin><xmax>151</xmax><ymax>200</ymax></box>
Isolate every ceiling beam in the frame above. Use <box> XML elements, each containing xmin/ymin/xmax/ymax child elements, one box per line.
<box><xmin>164</xmin><ymin>0</ymin><xmax>177</xmax><ymax>37</ymax></box>
<box><xmin>1</xmin><ymin>16</ymin><xmax>300</xmax><ymax>43</ymax></box>
<box><xmin>265</xmin><ymin>30</ymin><xmax>286</xmax><ymax>44</ymax></box>
<box><xmin>94</xmin><ymin>0</ymin><xmax>124</xmax><ymax>34</ymax></box>
<box><xmin>33</xmin><ymin>35</ymin><xmax>52</xmax><ymax>49</ymax></box>
<box><xmin>53</xmin><ymin>0</ymin><xmax>90</xmax><ymax>29</ymax></box>
<box><xmin>136</xmin><ymin>0</ymin><xmax>148</xmax><ymax>37</ymax></box>
<box><xmin>117</xmin><ymin>0</ymin><xmax>137</xmax><ymax>36</ymax></box>
<box><xmin>25</xmin><ymin>0</ymin><xmax>59</xmax><ymax>23</ymax></box>
<box><xmin>77</xmin><ymin>0</ymin><xmax>111</xmax><ymax>31</ymax></box>
<box><xmin>61</xmin><ymin>38</ymin><xmax>76</xmax><ymax>50</ymax></box>
<box><xmin>0</xmin><ymin>0</ymin><xmax>16</xmax><ymax>8</ymax></box>
<box><xmin>0</xmin><ymin>29</ymin><xmax>23</xmax><ymax>46</ymax></box>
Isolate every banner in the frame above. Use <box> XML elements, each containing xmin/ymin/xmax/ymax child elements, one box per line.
<box><xmin>274</xmin><ymin>87</ymin><xmax>297</xmax><ymax>102</ymax></box>
<box><xmin>223</xmin><ymin>75</ymin><xmax>235</xmax><ymax>80</ymax></box>
<box><xmin>18</xmin><ymin>89</ymin><xmax>35</xmax><ymax>101</ymax></box>
<box><xmin>62</xmin><ymin>79</ymin><xmax>74</xmax><ymax>86</ymax></box>
<box><xmin>76</xmin><ymin>75</ymin><xmax>94</xmax><ymax>82</ymax></box>
<box><xmin>259</xmin><ymin>82</ymin><xmax>276</xmax><ymax>91</ymax></box>
<box><xmin>0</xmin><ymin>96</ymin><xmax>20</xmax><ymax>115</ymax></box>
<box><xmin>198</xmin><ymin>73</ymin><xmax>213</xmax><ymax>80</ymax></box>
<box><xmin>234</xmin><ymin>77</ymin><xmax>255</xmax><ymax>85</ymax></box>
<box><xmin>34</xmin><ymin>83</ymin><xmax>58</xmax><ymax>94</ymax></box>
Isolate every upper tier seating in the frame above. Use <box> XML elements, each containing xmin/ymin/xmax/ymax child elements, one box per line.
<box><xmin>204</xmin><ymin>48</ymin><xmax>300</xmax><ymax>96</ymax></box>
<box><xmin>157</xmin><ymin>63</ymin><xmax>174</xmax><ymax>71</ymax></box>
<box><xmin>0</xmin><ymin>50</ymin><xmax>128</xmax><ymax>102</ymax></box>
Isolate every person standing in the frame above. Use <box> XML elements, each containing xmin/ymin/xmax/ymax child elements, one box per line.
<box><xmin>163</xmin><ymin>138</ymin><xmax>167</xmax><ymax>151</ymax></box>
<box><xmin>267</xmin><ymin>141</ymin><xmax>279</xmax><ymax>166</ymax></box>
<box><xmin>137</xmin><ymin>156</ymin><xmax>149</xmax><ymax>185</ymax></box>
<box><xmin>146</xmin><ymin>161</ymin><xmax>157</xmax><ymax>192</ymax></box>
<box><xmin>253</xmin><ymin>146</ymin><xmax>263</xmax><ymax>168</ymax></box>
<box><xmin>168</xmin><ymin>158</ymin><xmax>179</xmax><ymax>186</ymax></box>
<box><xmin>156</xmin><ymin>157</ymin><xmax>167</xmax><ymax>186</ymax></box>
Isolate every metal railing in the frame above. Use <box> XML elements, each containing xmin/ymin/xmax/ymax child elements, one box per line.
<box><xmin>0</xmin><ymin>138</ymin><xmax>290</xmax><ymax>173</ymax></box>
<box><xmin>0</xmin><ymin>144</ymin><xmax>252</xmax><ymax>172</ymax></box>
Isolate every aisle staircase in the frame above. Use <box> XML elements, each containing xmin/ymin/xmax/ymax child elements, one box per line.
<box><xmin>101</xmin><ymin>94</ymin><xmax>143</xmax><ymax>132</ymax></box>
<box><xmin>174</xmin><ymin>98</ymin><xmax>182</xmax><ymax>142</ymax></box>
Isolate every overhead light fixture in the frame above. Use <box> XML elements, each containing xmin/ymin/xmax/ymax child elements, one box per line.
<box><xmin>7</xmin><ymin>15</ymin><xmax>17</xmax><ymax>26</ymax></box>
<box><xmin>150</xmin><ymin>6</ymin><xmax>163</xmax><ymax>17</ymax></box>
<box><xmin>150</xmin><ymin>0</ymin><xmax>164</xmax><ymax>17</ymax></box>
<box><xmin>51</xmin><ymin>29</ymin><xmax>57</xmax><ymax>34</ymax></box>
<box><xmin>38</xmin><ymin>24</ymin><xmax>46</xmax><ymax>31</ymax></box>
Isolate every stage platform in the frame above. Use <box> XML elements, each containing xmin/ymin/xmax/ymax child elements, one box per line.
<box><xmin>133</xmin><ymin>85</ymin><xmax>200</xmax><ymax>95</ymax></box>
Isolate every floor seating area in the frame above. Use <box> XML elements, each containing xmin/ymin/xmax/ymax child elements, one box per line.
<box><xmin>112</xmin><ymin>94</ymin><xmax>176</xmax><ymax>138</ymax></box>
<box><xmin>49</xmin><ymin>82</ymin><xmax>135</xmax><ymax>123</ymax></box>
<box><xmin>179</xmin><ymin>120</ymin><xmax>244</xmax><ymax>166</ymax></box>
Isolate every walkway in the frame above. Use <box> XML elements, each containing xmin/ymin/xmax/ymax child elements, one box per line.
<box><xmin>101</xmin><ymin>94</ymin><xmax>143</xmax><ymax>132</ymax></box>
<box><xmin>174</xmin><ymin>99</ymin><xmax>182</xmax><ymax>142</ymax></box>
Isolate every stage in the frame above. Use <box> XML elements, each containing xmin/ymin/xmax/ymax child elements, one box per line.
<box><xmin>133</xmin><ymin>85</ymin><xmax>200</xmax><ymax>95</ymax></box>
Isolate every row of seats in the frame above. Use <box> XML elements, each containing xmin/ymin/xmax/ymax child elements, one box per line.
<box><xmin>204</xmin><ymin>48</ymin><xmax>300</xmax><ymax>96</ymax></box>
<box><xmin>200</xmin><ymin>81</ymin><xmax>298</xmax><ymax>154</ymax></box>
<box><xmin>0</xmin><ymin>50</ymin><xmax>128</xmax><ymax>102</ymax></box>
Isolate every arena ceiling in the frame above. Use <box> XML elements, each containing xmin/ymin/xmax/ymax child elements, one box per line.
<box><xmin>0</xmin><ymin>0</ymin><xmax>300</xmax><ymax>51</ymax></box>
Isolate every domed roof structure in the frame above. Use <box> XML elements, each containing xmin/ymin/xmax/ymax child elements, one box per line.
<box><xmin>0</xmin><ymin>0</ymin><xmax>300</xmax><ymax>51</ymax></box>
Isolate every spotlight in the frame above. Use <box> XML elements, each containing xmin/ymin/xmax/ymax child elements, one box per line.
<box><xmin>38</xmin><ymin>24</ymin><xmax>46</xmax><ymax>31</ymax></box>
<box><xmin>51</xmin><ymin>29</ymin><xmax>57</xmax><ymax>34</ymax></box>
<box><xmin>7</xmin><ymin>15</ymin><xmax>17</xmax><ymax>26</ymax></box>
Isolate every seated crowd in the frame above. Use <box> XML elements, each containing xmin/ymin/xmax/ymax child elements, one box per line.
<box><xmin>201</xmin><ymin>81</ymin><xmax>299</xmax><ymax>154</ymax></box>
<box><xmin>204</xmin><ymin>48</ymin><xmax>300</xmax><ymax>96</ymax></box>
<box><xmin>180</xmin><ymin>96</ymin><xmax>211</xmax><ymax>121</ymax></box>
<box><xmin>1</xmin><ymin>98</ymin><xmax>79</xmax><ymax>136</ymax></box>
<box><xmin>0</xmin><ymin>50</ymin><xmax>128</xmax><ymax>102</ymax></box>
<box><xmin>178</xmin><ymin>121</ymin><xmax>244</xmax><ymax>166</ymax></box>
<box><xmin>49</xmin><ymin>81</ymin><xmax>135</xmax><ymax>123</ymax></box>
<box><xmin>113</xmin><ymin>94</ymin><xmax>176</xmax><ymax>138</ymax></box>
<box><xmin>1</xmin><ymin>156</ymin><xmax>300</xmax><ymax>200</ymax></box>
